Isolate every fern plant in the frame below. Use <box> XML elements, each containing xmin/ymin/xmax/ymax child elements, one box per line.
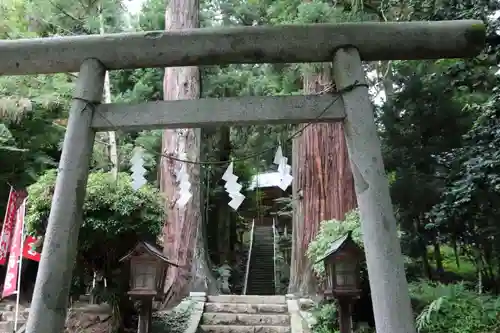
<box><xmin>411</xmin><ymin>281</ymin><xmax>500</xmax><ymax>333</ymax></box>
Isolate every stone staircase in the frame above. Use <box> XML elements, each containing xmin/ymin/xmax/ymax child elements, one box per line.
<box><xmin>246</xmin><ymin>226</ymin><xmax>275</xmax><ymax>295</ymax></box>
<box><xmin>199</xmin><ymin>295</ymin><xmax>290</xmax><ymax>333</ymax></box>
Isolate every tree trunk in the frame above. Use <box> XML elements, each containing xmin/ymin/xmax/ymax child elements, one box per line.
<box><xmin>216</xmin><ymin>127</ymin><xmax>232</xmax><ymax>265</ymax></box>
<box><xmin>161</xmin><ymin>0</ymin><xmax>217</xmax><ymax>308</ymax></box>
<box><xmin>420</xmin><ymin>241</ymin><xmax>432</xmax><ymax>280</ymax></box>
<box><xmin>415</xmin><ymin>220</ymin><xmax>432</xmax><ymax>280</ymax></box>
<box><xmin>99</xmin><ymin>6</ymin><xmax>118</xmax><ymax>179</ymax></box>
<box><xmin>288</xmin><ymin>63</ymin><xmax>357</xmax><ymax>296</ymax></box>
<box><xmin>433</xmin><ymin>239</ymin><xmax>444</xmax><ymax>276</ymax></box>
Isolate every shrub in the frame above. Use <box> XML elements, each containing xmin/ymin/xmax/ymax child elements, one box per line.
<box><xmin>152</xmin><ymin>300</ymin><xmax>194</xmax><ymax>333</ymax></box>
<box><xmin>310</xmin><ymin>302</ymin><xmax>338</xmax><ymax>333</ymax></box>
<box><xmin>411</xmin><ymin>280</ymin><xmax>500</xmax><ymax>333</ymax></box>
<box><xmin>306</xmin><ymin>209</ymin><xmax>362</xmax><ymax>276</ymax></box>
<box><xmin>26</xmin><ymin>170</ymin><xmax>164</xmax><ymax>276</ymax></box>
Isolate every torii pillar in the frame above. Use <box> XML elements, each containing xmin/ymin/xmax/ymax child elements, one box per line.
<box><xmin>333</xmin><ymin>48</ymin><xmax>414</xmax><ymax>332</ymax></box>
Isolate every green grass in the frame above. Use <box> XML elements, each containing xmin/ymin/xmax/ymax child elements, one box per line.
<box><xmin>427</xmin><ymin>245</ymin><xmax>476</xmax><ymax>279</ymax></box>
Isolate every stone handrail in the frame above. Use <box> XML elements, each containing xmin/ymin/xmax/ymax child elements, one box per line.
<box><xmin>242</xmin><ymin>219</ymin><xmax>255</xmax><ymax>295</ymax></box>
<box><xmin>272</xmin><ymin>217</ymin><xmax>279</xmax><ymax>293</ymax></box>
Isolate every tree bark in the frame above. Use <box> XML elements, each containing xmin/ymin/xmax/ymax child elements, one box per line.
<box><xmin>161</xmin><ymin>0</ymin><xmax>217</xmax><ymax>308</ymax></box>
<box><xmin>288</xmin><ymin>63</ymin><xmax>357</xmax><ymax>296</ymax></box>
<box><xmin>433</xmin><ymin>239</ymin><xmax>444</xmax><ymax>275</ymax></box>
<box><xmin>216</xmin><ymin>127</ymin><xmax>232</xmax><ymax>265</ymax></box>
<box><xmin>99</xmin><ymin>8</ymin><xmax>118</xmax><ymax>179</ymax></box>
<box><xmin>415</xmin><ymin>219</ymin><xmax>432</xmax><ymax>279</ymax></box>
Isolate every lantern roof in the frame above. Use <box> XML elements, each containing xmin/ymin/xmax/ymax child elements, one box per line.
<box><xmin>119</xmin><ymin>241</ymin><xmax>179</xmax><ymax>267</ymax></box>
<box><xmin>315</xmin><ymin>231</ymin><xmax>362</xmax><ymax>263</ymax></box>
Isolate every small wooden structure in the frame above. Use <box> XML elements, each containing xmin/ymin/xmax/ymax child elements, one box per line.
<box><xmin>0</xmin><ymin>19</ymin><xmax>484</xmax><ymax>333</ymax></box>
<box><xmin>120</xmin><ymin>241</ymin><xmax>178</xmax><ymax>333</ymax></box>
<box><xmin>317</xmin><ymin>231</ymin><xmax>364</xmax><ymax>333</ymax></box>
<box><xmin>317</xmin><ymin>231</ymin><xmax>363</xmax><ymax>299</ymax></box>
<box><xmin>247</xmin><ymin>171</ymin><xmax>292</xmax><ymax>228</ymax></box>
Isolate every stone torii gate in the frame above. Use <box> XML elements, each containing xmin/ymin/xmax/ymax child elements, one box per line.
<box><xmin>0</xmin><ymin>20</ymin><xmax>485</xmax><ymax>333</ymax></box>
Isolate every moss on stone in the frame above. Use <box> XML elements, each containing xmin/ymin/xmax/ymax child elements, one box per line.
<box><xmin>465</xmin><ymin>23</ymin><xmax>486</xmax><ymax>50</ymax></box>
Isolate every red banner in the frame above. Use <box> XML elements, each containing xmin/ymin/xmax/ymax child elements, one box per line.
<box><xmin>2</xmin><ymin>199</ymin><xmax>26</xmax><ymax>298</ymax></box>
<box><xmin>0</xmin><ymin>188</ymin><xmax>24</xmax><ymax>265</ymax></box>
<box><xmin>22</xmin><ymin>236</ymin><xmax>41</xmax><ymax>262</ymax></box>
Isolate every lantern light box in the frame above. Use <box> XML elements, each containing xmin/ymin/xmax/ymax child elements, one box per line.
<box><xmin>119</xmin><ymin>241</ymin><xmax>178</xmax><ymax>299</ymax></box>
<box><xmin>316</xmin><ymin>231</ymin><xmax>364</xmax><ymax>299</ymax></box>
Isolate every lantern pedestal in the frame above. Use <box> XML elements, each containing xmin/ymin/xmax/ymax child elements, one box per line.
<box><xmin>138</xmin><ymin>297</ymin><xmax>153</xmax><ymax>333</ymax></box>
<box><xmin>119</xmin><ymin>242</ymin><xmax>179</xmax><ymax>333</ymax></box>
<box><xmin>338</xmin><ymin>297</ymin><xmax>354</xmax><ymax>333</ymax></box>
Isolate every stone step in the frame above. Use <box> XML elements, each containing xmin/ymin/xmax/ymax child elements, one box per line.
<box><xmin>200</xmin><ymin>325</ymin><xmax>290</xmax><ymax>333</ymax></box>
<box><xmin>202</xmin><ymin>313</ymin><xmax>290</xmax><ymax>326</ymax></box>
<box><xmin>207</xmin><ymin>295</ymin><xmax>286</xmax><ymax>304</ymax></box>
<box><xmin>0</xmin><ymin>320</ymin><xmax>26</xmax><ymax>332</ymax></box>
<box><xmin>247</xmin><ymin>282</ymin><xmax>274</xmax><ymax>287</ymax></box>
<box><xmin>245</xmin><ymin>284</ymin><xmax>274</xmax><ymax>291</ymax></box>
<box><xmin>205</xmin><ymin>303</ymin><xmax>287</xmax><ymax>314</ymax></box>
<box><xmin>0</xmin><ymin>310</ymin><xmax>29</xmax><ymax>321</ymax></box>
<box><xmin>246</xmin><ymin>282</ymin><xmax>274</xmax><ymax>286</ymax></box>
<box><xmin>246</xmin><ymin>279</ymin><xmax>274</xmax><ymax>282</ymax></box>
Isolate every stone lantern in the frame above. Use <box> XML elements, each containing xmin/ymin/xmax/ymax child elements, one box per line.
<box><xmin>316</xmin><ymin>231</ymin><xmax>364</xmax><ymax>333</ymax></box>
<box><xmin>120</xmin><ymin>241</ymin><xmax>178</xmax><ymax>333</ymax></box>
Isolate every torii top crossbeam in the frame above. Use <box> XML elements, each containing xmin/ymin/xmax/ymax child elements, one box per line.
<box><xmin>0</xmin><ymin>20</ymin><xmax>485</xmax><ymax>75</ymax></box>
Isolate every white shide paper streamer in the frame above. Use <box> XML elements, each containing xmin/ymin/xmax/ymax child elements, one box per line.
<box><xmin>130</xmin><ymin>147</ymin><xmax>147</xmax><ymax>190</ymax></box>
<box><xmin>273</xmin><ymin>145</ymin><xmax>293</xmax><ymax>191</ymax></box>
<box><xmin>222</xmin><ymin>162</ymin><xmax>245</xmax><ymax>210</ymax></box>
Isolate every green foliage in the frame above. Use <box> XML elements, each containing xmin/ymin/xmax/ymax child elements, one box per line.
<box><xmin>212</xmin><ymin>264</ymin><xmax>232</xmax><ymax>294</ymax></box>
<box><xmin>276</xmin><ymin>233</ymin><xmax>291</xmax><ymax>293</ymax></box>
<box><xmin>380</xmin><ymin>0</ymin><xmax>500</xmax><ymax>286</ymax></box>
<box><xmin>151</xmin><ymin>301</ymin><xmax>194</xmax><ymax>333</ymax></box>
<box><xmin>427</xmin><ymin>245</ymin><xmax>476</xmax><ymax>278</ymax></box>
<box><xmin>0</xmin><ymin>73</ymin><xmax>72</xmax><ymax>186</ymax></box>
<box><xmin>22</xmin><ymin>0</ymin><xmax>128</xmax><ymax>36</ymax></box>
<box><xmin>0</xmin><ymin>0</ymin><xmax>129</xmax><ymax>214</ymax></box>
<box><xmin>410</xmin><ymin>281</ymin><xmax>500</xmax><ymax>333</ymax></box>
<box><xmin>307</xmin><ymin>210</ymin><xmax>362</xmax><ymax>276</ymax></box>
<box><xmin>26</xmin><ymin>170</ymin><xmax>164</xmax><ymax>274</ymax></box>
<box><xmin>426</xmin><ymin>86</ymin><xmax>500</xmax><ymax>286</ymax></box>
<box><xmin>310</xmin><ymin>303</ymin><xmax>338</xmax><ymax>333</ymax></box>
